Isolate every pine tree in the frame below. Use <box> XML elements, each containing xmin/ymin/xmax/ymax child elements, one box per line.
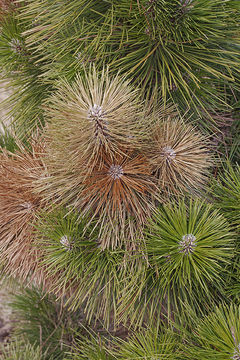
<box><xmin>0</xmin><ymin>0</ymin><xmax>239</xmax><ymax>358</ymax></box>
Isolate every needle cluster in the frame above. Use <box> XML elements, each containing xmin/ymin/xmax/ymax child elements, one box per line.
<box><xmin>0</xmin><ymin>140</ymin><xmax>48</xmax><ymax>283</ymax></box>
<box><xmin>36</xmin><ymin>69</ymin><xmax>212</xmax><ymax>249</ymax></box>
<box><xmin>148</xmin><ymin>118</ymin><xmax>211</xmax><ymax>194</ymax></box>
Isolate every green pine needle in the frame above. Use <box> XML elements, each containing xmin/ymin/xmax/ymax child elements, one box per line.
<box><xmin>213</xmin><ymin>162</ymin><xmax>240</xmax><ymax>231</ymax></box>
<box><xmin>182</xmin><ymin>303</ymin><xmax>240</xmax><ymax>359</ymax></box>
<box><xmin>0</xmin><ymin>338</ymin><xmax>45</xmax><ymax>360</ymax></box>
<box><xmin>145</xmin><ymin>198</ymin><xmax>235</xmax><ymax>301</ymax></box>
<box><xmin>35</xmin><ymin>208</ymin><xmax>147</xmax><ymax>329</ymax></box>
